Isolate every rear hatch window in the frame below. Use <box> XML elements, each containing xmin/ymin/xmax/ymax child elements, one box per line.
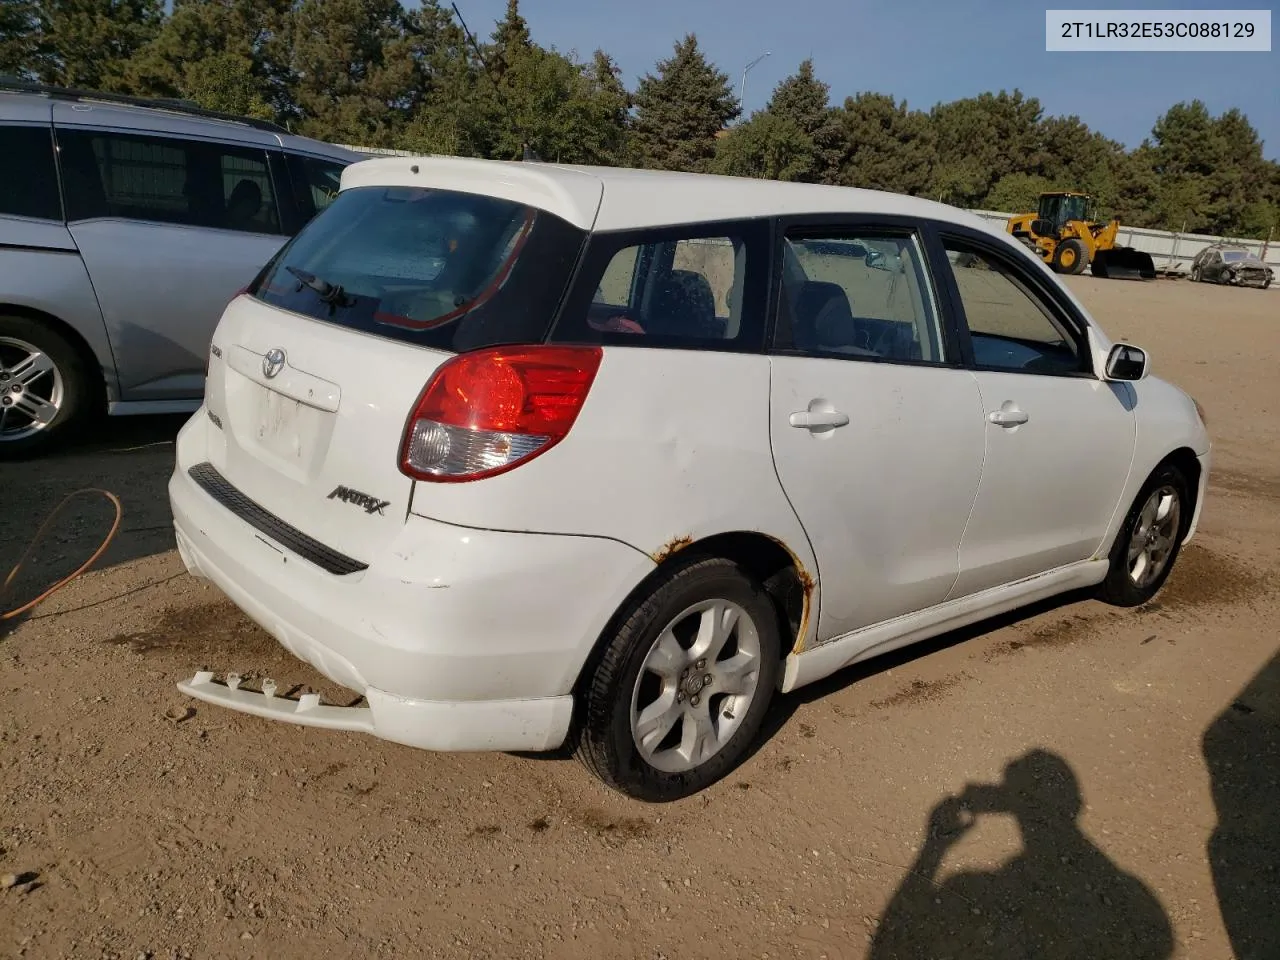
<box><xmin>251</xmin><ymin>185</ymin><xmax>586</xmax><ymax>351</ymax></box>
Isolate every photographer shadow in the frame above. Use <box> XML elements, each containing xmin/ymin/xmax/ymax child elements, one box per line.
<box><xmin>868</xmin><ymin>749</ymin><xmax>1174</xmax><ymax>960</ymax></box>
<box><xmin>1203</xmin><ymin>651</ymin><xmax>1280</xmax><ymax>960</ymax></box>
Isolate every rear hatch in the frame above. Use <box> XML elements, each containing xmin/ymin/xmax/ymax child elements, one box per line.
<box><xmin>199</xmin><ymin>181</ymin><xmax>589</xmax><ymax>565</ymax></box>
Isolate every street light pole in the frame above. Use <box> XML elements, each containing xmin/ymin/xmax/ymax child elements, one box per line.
<box><xmin>739</xmin><ymin>51</ymin><xmax>771</xmax><ymax>110</ymax></box>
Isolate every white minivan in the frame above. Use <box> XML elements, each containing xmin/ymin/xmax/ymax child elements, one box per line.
<box><xmin>170</xmin><ymin>157</ymin><xmax>1210</xmax><ymax>801</ymax></box>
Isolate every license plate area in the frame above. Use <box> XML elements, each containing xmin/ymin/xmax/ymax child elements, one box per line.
<box><xmin>225</xmin><ymin>374</ymin><xmax>333</xmax><ymax>480</ymax></box>
<box><xmin>257</xmin><ymin>386</ymin><xmax>304</xmax><ymax>459</ymax></box>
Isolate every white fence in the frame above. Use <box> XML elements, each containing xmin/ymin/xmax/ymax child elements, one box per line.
<box><xmin>340</xmin><ymin>144</ymin><xmax>1277</xmax><ymax>282</ymax></box>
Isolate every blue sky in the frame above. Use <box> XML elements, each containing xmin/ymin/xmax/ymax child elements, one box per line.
<box><xmin>444</xmin><ymin>0</ymin><xmax>1279</xmax><ymax>159</ymax></box>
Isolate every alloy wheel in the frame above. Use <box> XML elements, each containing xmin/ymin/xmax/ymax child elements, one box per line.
<box><xmin>0</xmin><ymin>337</ymin><xmax>64</xmax><ymax>442</ymax></box>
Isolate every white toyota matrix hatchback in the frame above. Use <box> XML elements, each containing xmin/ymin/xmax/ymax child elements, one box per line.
<box><xmin>170</xmin><ymin>157</ymin><xmax>1210</xmax><ymax>801</ymax></box>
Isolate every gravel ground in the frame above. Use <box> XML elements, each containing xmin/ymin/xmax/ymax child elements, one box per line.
<box><xmin>1</xmin><ymin>276</ymin><xmax>1277</xmax><ymax>960</ymax></box>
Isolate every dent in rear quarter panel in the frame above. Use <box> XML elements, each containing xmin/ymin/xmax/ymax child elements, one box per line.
<box><xmin>1097</xmin><ymin>374</ymin><xmax>1211</xmax><ymax>557</ymax></box>
<box><xmin>408</xmin><ymin>348</ymin><xmax>821</xmax><ymax>648</ymax></box>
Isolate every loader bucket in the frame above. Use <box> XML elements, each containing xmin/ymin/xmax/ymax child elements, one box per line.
<box><xmin>1091</xmin><ymin>246</ymin><xmax>1156</xmax><ymax>280</ymax></box>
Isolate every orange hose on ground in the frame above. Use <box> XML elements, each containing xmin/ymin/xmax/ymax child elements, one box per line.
<box><xmin>2</xmin><ymin>488</ymin><xmax>122</xmax><ymax>621</ymax></box>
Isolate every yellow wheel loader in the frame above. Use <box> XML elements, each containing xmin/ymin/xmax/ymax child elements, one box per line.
<box><xmin>1006</xmin><ymin>192</ymin><xmax>1156</xmax><ymax>281</ymax></box>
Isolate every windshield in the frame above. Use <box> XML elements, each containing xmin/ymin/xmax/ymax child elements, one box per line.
<box><xmin>1222</xmin><ymin>251</ymin><xmax>1250</xmax><ymax>262</ymax></box>
<box><xmin>1040</xmin><ymin>194</ymin><xmax>1094</xmax><ymax>226</ymax></box>
<box><xmin>251</xmin><ymin>185</ymin><xmax>586</xmax><ymax>351</ymax></box>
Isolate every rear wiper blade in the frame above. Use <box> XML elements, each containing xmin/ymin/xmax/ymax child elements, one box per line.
<box><xmin>286</xmin><ymin>265</ymin><xmax>349</xmax><ymax>305</ymax></box>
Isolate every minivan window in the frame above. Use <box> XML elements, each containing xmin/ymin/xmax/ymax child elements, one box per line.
<box><xmin>250</xmin><ymin>185</ymin><xmax>586</xmax><ymax>352</ymax></box>
<box><xmin>58</xmin><ymin>130</ymin><xmax>282</xmax><ymax>234</ymax></box>
<box><xmin>0</xmin><ymin>125</ymin><xmax>62</xmax><ymax>221</ymax></box>
<box><xmin>286</xmin><ymin>154</ymin><xmax>347</xmax><ymax>220</ymax></box>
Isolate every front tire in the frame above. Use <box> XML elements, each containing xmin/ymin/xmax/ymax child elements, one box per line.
<box><xmin>1053</xmin><ymin>239</ymin><xmax>1086</xmax><ymax>275</ymax></box>
<box><xmin>1097</xmin><ymin>461</ymin><xmax>1191</xmax><ymax>607</ymax></box>
<box><xmin>0</xmin><ymin>315</ymin><xmax>93</xmax><ymax>460</ymax></box>
<box><xmin>574</xmin><ymin>556</ymin><xmax>782</xmax><ymax>802</ymax></box>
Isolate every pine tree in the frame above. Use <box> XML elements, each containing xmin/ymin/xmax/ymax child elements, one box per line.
<box><xmin>928</xmin><ymin>90</ymin><xmax>1044</xmax><ymax>205</ymax></box>
<box><xmin>582</xmin><ymin>50</ymin><xmax>632</xmax><ymax>165</ymax></box>
<box><xmin>489</xmin><ymin>0</ymin><xmax>529</xmax><ymax>78</ymax></box>
<box><xmin>33</xmin><ymin>0</ymin><xmax>164</xmax><ymax>91</ymax></box>
<box><xmin>0</xmin><ymin>0</ymin><xmax>47</xmax><ymax>78</ymax></box>
<box><xmin>287</xmin><ymin>0</ymin><xmax>420</xmax><ymax>145</ymax></box>
<box><xmin>125</xmin><ymin>0</ymin><xmax>292</xmax><ymax>118</ymax></box>
<box><xmin>833</xmin><ymin>92</ymin><xmax>936</xmax><ymax>196</ymax></box>
<box><xmin>632</xmin><ymin>34</ymin><xmax>738</xmax><ymax>172</ymax></box>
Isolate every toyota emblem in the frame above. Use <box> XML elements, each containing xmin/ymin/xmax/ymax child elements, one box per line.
<box><xmin>262</xmin><ymin>348</ymin><xmax>286</xmax><ymax>379</ymax></box>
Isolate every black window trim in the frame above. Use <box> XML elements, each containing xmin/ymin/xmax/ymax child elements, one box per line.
<box><xmin>547</xmin><ymin>216</ymin><xmax>773</xmax><ymax>354</ymax></box>
<box><xmin>930</xmin><ymin>221</ymin><xmax>1099</xmax><ymax>380</ymax></box>
<box><xmin>52</xmin><ymin>124</ymin><xmax>289</xmax><ymax>236</ymax></box>
<box><xmin>268</xmin><ymin>148</ymin><xmax>304</xmax><ymax>235</ymax></box>
<box><xmin>766</xmin><ymin>213</ymin><xmax>967</xmax><ymax>371</ymax></box>
<box><xmin>279</xmin><ymin>150</ymin><xmax>350</xmax><ymax>233</ymax></box>
<box><xmin>0</xmin><ymin>121</ymin><xmax>65</xmax><ymax>223</ymax></box>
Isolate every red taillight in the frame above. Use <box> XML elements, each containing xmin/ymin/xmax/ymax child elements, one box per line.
<box><xmin>400</xmin><ymin>345</ymin><xmax>603</xmax><ymax>482</ymax></box>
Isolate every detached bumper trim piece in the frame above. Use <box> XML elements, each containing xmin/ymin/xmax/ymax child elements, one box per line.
<box><xmin>178</xmin><ymin>671</ymin><xmax>374</xmax><ymax>733</ymax></box>
<box><xmin>176</xmin><ymin>670</ymin><xmax>576</xmax><ymax>752</ymax></box>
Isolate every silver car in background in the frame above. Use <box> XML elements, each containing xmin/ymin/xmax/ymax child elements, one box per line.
<box><xmin>0</xmin><ymin>80</ymin><xmax>360</xmax><ymax>457</ymax></box>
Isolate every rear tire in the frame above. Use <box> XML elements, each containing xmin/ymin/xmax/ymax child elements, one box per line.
<box><xmin>574</xmin><ymin>556</ymin><xmax>782</xmax><ymax>802</ymax></box>
<box><xmin>0</xmin><ymin>315</ymin><xmax>93</xmax><ymax>460</ymax></box>
<box><xmin>1097</xmin><ymin>461</ymin><xmax>1191</xmax><ymax>607</ymax></box>
<box><xmin>1190</xmin><ymin>266</ymin><xmax>1202</xmax><ymax>282</ymax></box>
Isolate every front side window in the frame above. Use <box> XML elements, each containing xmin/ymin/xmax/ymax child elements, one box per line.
<box><xmin>251</xmin><ymin>185</ymin><xmax>586</xmax><ymax>351</ymax></box>
<box><xmin>58</xmin><ymin>130</ymin><xmax>282</xmax><ymax>234</ymax></box>
<box><xmin>0</xmin><ymin>124</ymin><xmax>62</xmax><ymax>221</ymax></box>
<box><xmin>286</xmin><ymin>154</ymin><xmax>347</xmax><ymax>221</ymax></box>
<box><xmin>942</xmin><ymin>241</ymin><xmax>1085</xmax><ymax>375</ymax></box>
<box><xmin>774</xmin><ymin>232</ymin><xmax>946</xmax><ymax>364</ymax></box>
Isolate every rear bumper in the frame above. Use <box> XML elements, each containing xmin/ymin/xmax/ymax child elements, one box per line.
<box><xmin>168</xmin><ymin>435</ymin><xmax>654</xmax><ymax>752</ymax></box>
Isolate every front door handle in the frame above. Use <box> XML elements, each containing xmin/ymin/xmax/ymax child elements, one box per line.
<box><xmin>987</xmin><ymin>405</ymin><xmax>1029</xmax><ymax>427</ymax></box>
<box><xmin>790</xmin><ymin>409</ymin><xmax>850</xmax><ymax>430</ymax></box>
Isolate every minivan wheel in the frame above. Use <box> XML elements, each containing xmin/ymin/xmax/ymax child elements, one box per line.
<box><xmin>575</xmin><ymin>556</ymin><xmax>782</xmax><ymax>802</ymax></box>
<box><xmin>0</xmin><ymin>316</ymin><xmax>91</xmax><ymax>459</ymax></box>
<box><xmin>1097</xmin><ymin>461</ymin><xmax>1190</xmax><ymax>607</ymax></box>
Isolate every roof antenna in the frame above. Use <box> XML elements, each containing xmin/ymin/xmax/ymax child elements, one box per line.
<box><xmin>450</xmin><ymin>2</ymin><xmax>541</xmax><ymax>162</ymax></box>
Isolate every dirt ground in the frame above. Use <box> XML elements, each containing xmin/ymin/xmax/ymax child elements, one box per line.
<box><xmin>2</xmin><ymin>277</ymin><xmax>1278</xmax><ymax>960</ymax></box>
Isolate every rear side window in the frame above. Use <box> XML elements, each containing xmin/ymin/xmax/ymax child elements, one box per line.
<box><xmin>250</xmin><ymin>185</ymin><xmax>586</xmax><ymax>352</ymax></box>
<box><xmin>554</xmin><ymin>220</ymin><xmax>770</xmax><ymax>349</ymax></box>
<box><xmin>57</xmin><ymin>130</ymin><xmax>283</xmax><ymax>234</ymax></box>
<box><xmin>0</xmin><ymin>125</ymin><xmax>62</xmax><ymax>221</ymax></box>
<box><xmin>774</xmin><ymin>232</ymin><xmax>946</xmax><ymax>364</ymax></box>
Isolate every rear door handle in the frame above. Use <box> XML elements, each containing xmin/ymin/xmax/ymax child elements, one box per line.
<box><xmin>987</xmin><ymin>407</ymin><xmax>1029</xmax><ymax>427</ymax></box>
<box><xmin>790</xmin><ymin>409</ymin><xmax>850</xmax><ymax>430</ymax></box>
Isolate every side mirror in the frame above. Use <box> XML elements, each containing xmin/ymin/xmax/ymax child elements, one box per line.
<box><xmin>1105</xmin><ymin>342</ymin><xmax>1149</xmax><ymax>381</ymax></box>
<box><xmin>865</xmin><ymin>250</ymin><xmax>885</xmax><ymax>269</ymax></box>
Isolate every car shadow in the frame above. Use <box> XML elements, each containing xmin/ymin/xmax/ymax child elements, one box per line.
<box><xmin>866</xmin><ymin>748</ymin><xmax>1174</xmax><ymax>959</ymax></box>
<box><xmin>0</xmin><ymin>414</ymin><xmax>188</xmax><ymax>612</ymax></box>
<box><xmin>524</xmin><ymin>590</ymin><xmax>1094</xmax><ymax>768</ymax></box>
<box><xmin>751</xmin><ymin>587</ymin><xmax>1095</xmax><ymax>752</ymax></box>
<box><xmin>1203</xmin><ymin>650</ymin><xmax>1280</xmax><ymax>960</ymax></box>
